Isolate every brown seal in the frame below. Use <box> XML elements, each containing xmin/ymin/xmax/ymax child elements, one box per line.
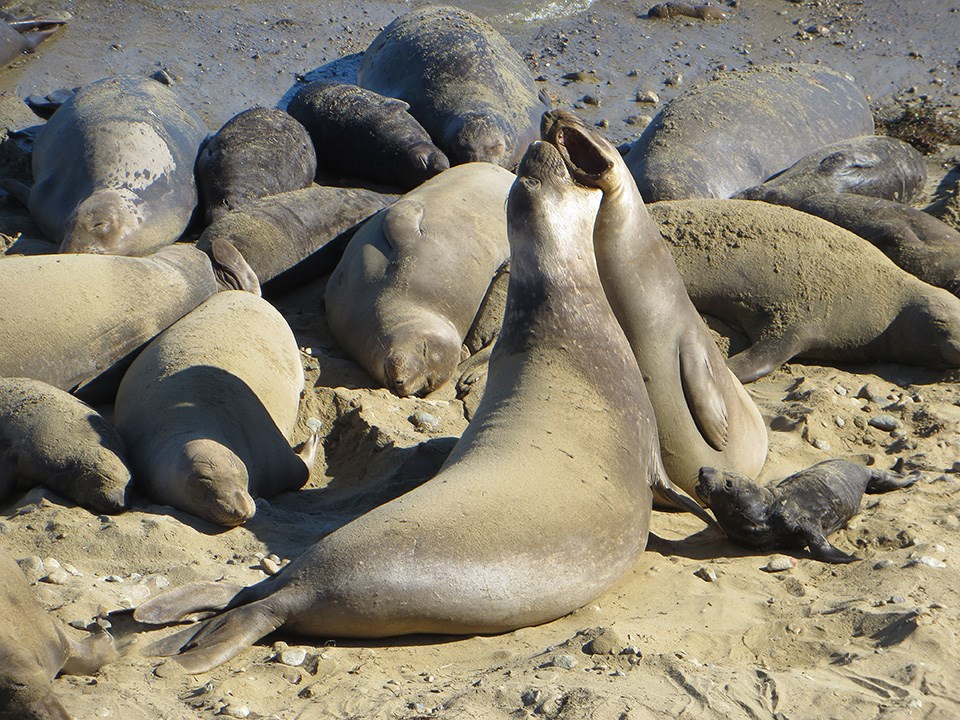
<box><xmin>542</xmin><ymin>110</ymin><xmax>768</xmax><ymax>503</ymax></box>
<box><xmin>132</xmin><ymin>140</ymin><xmax>709</xmax><ymax>674</ymax></box>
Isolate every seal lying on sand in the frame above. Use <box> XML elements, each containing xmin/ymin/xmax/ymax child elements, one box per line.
<box><xmin>357</xmin><ymin>5</ymin><xmax>548</xmax><ymax>168</ymax></box>
<box><xmin>325</xmin><ymin>162</ymin><xmax>513</xmax><ymax>397</ymax></box>
<box><xmin>114</xmin><ymin>291</ymin><xmax>316</xmax><ymax>528</ymax></box>
<box><xmin>0</xmin><ymin>17</ymin><xmax>64</xmax><ymax>66</ymax></box>
<box><xmin>1</xmin><ymin>75</ymin><xmax>207</xmax><ymax>256</ymax></box>
<box><xmin>650</xmin><ymin>199</ymin><xmax>960</xmax><ymax>382</ymax></box>
<box><xmin>0</xmin><ymin>548</ymin><xmax>116</xmax><ymax>720</ymax></box>
<box><xmin>541</xmin><ymin>110</ymin><xmax>767</xmax><ymax>504</ymax></box>
<box><xmin>0</xmin><ymin>244</ymin><xmax>218</xmax><ymax>399</ymax></box>
<box><xmin>0</xmin><ymin>378</ymin><xmax>131</xmax><ymax>513</ymax></box>
<box><xmin>287</xmin><ymin>82</ymin><xmax>448</xmax><ymax>190</ymax></box>
<box><xmin>696</xmin><ymin>460</ymin><xmax>919</xmax><ymax>563</ymax></box>
<box><xmin>625</xmin><ymin>63</ymin><xmax>873</xmax><ymax>200</ymax></box>
<box><xmin>195</xmin><ymin>106</ymin><xmax>316</xmax><ymax>225</ymax></box>
<box><xmin>133</xmin><ymin>140</ymin><xmax>709</xmax><ymax>673</ymax></box>
<box><xmin>734</xmin><ymin>135</ymin><xmax>927</xmax><ymax>206</ymax></box>
<box><xmin>196</xmin><ymin>184</ymin><xmax>395</xmax><ymax>293</ymax></box>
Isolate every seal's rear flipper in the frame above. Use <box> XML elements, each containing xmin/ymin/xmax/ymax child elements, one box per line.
<box><xmin>0</xmin><ymin>177</ymin><xmax>31</xmax><ymax>206</ymax></box>
<box><xmin>145</xmin><ymin>601</ymin><xmax>283</xmax><ymax>674</ymax></box>
<box><xmin>727</xmin><ymin>333</ymin><xmax>800</xmax><ymax>383</ymax></box>
<box><xmin>866</xmin><ymin>469</ymin><xmax>921</xmax><ymax>493</ymax></box>
<box><xmin>806</xmin><ymin>531</ymin><xmax>858</xmax><ymax>564</ymax></box>
<box><xmin>133</xmin><ymin>581</ymin><xmax>245</xmax><ymax>625</ymax></box>
<box><xmin>209</xmin><ymin>237</ymin><xmax>261</xmax><ymax>296</ymax></box>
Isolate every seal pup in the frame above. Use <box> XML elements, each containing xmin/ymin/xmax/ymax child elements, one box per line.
<box><xmin>0</xmin><ymin>17</ymin><xmax>64</xmax><ymax>66</ymax></box>
<box><xmin>325</xmin><ymin>162</ymin><xmax>513</xmax><ymax>397</ymax></box>
<box><xmin>696</xmin><ymin>460</ymin><xmax>919</xmax><ymax>563</ymax></box>
<box><xmin>133</xmin><ymin>140</ymin><xmax>709</xmax><ymax>673</ymax></box>
<box><xmin>0</xmin><ymin>548</ymin><xmax>116</xmax><ymax>720</ymax></box>
<box><xmin>195</xmin><ymin>106</ymin><xmax>316</xmax><ymax>225</ymax></box>
<box><xmin>625</xmin><ymin>63</ymin><xmax>874</xmax><ymax>200</ymax></box>
<box><xmin>195</xmin><ymin>183</ymin><xmax>395</xmax><ymax>293</ymax></box>
<box><xmin>357</xmin><ymin>5</ymin><xmax>548</xmax><ymax>168</ymax></box>
<box><xmin>1</xmin><ymin>75</ymin><xmax>207</xmax><ymax>255</ymax></box>
<box><xmin>649</xmin><ymin>199</ymin><xmax>960</xmax><ymax>381</ymax></box>
<box><xmin>287</xmin><ymin>82</ymin><xmax>448</xmax><ymax>190</ymax></box>
<box><xmin>541</xmin><ymin>109</ymin><xmax>767</xmax><ymax>503</ymax></box>
<box><xmin>0</xmin><ymin>244</ymin><xmax>219</xmax><ymax>398</ymax></box>
<box><xmin>734</xmin><ymin>135</ymin><xmax>927</xmax><ymax>206</ymax></box>
<box><xmin>0</xmin><ymin>378</ymin><xmax>131</xmax><ymax>513</ymax></box>
<box><xmin>114</xmin><ymin>291</ymin><xmax>316</xmax><ymax>528</ymax></box>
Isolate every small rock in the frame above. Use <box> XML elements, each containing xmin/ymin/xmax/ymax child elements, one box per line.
<box><xmin>410</xmin><ymin>411</ymin><xmax>440</xmax><ymax>432</ymax></box>
<box><xmin>857</xmin><ymin>383</ymin><xmax>885</xmax><ymax>402</ymax></box>
<box><xmin>562</xmin><ymin>70</ymin><xmax>594</xmax><ymax>82</ymax></box>
<box><xmin>762</xmin><ymin>555</ymin><xmax>797</xmax><ymax>572</ymax></box>
<box><xmin>694</xmin><ymin>566</ymin><xmax>718</xmax><ymax>582</ymax></box>
<box><xmin>102</xmin><ymin>575</ymin><xmax>124</xmax><ymax>583</ymax></box>
<box><xmin>869</xmin><ymin>415</ymin><xmax>901</xmax><ymax>432</ymax></box>
<box><xmin>665</xmin><ymin>73</ymin><xmax>683</xmax><ymax>86</ymax></box>
<box><xmin>43</xmin><ymin>557</ymin><xmax>61</xmax><ymax>570</ymax></box>
<box><xmin>906</xmin><ymin>556</ymin><xmax>946</xmax><ymax>569</ymax></box>
<box><xmin>812</xmin><ymin>438</ymin><xmax>831</xmax><ymax>451</ymax></box>
<box><xmin>834</xmin><ymin>385</ymin><xmax>848</xmax><ymax>396</ymax></box>
<box><xmin>888</xmin><ymin>595</ymin><xmax>907</xmax><ymax>604</ymax></box>
<box><xmin>260</xmin><ymin>557</ymin><xmax>279</xmax><ymax>576</ymax></box>
<box><xmin>582</xmin><ymin>94</ymin><xmax>601</xmax><ymax>106</ymax></box>
<box><xmin>306</xmin><ymin>417</ymin><xmax>322</xmax><ymax>432</ymax></box>
<box><xmin>624</xmin><ymin>114</ymin><xmax>653</xmax><ymax>128</ymax></box>
<box><xmin>552</xmin><ymin>654</ymin><xmax>578</xmax><ymax>669</ymax></box>
<box><xmin>220</xmin><ymin>705</ymin><xmax>250</xmax><ymax>718</ymax></box>
<box><xmin>834</xmin><ymin>416</ymin><xmax>845</xmax><ymax>427</ymax></box>
<box><xmin>280</xmin><ymin>648</ymin><xmax>307</xmax><ymax>667</ymax></box>
<box><xmin>18</xmin><ymin>556</ymin><xmax>45</xmax><ymax>576</ymax></box>
<box><xmin>583</xmin><ymin>627</ymin><xmax>625</xmax><ymax>655</ymax></box>
<box><xmin>635</xmin><ymin>89</ymin><xmax>659</xmax><ymax>103</ymax></box>
<box><xmin>42</xmin><ymin>568</ymin><xmax>71</xmax><ymax>585</ymax></box>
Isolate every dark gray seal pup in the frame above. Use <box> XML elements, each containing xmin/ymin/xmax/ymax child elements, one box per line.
<box><xmin>325</xmin><ymin>162</ymin><xmax>513</xmax><ymax>397</ymax></box>
<box><xmin>794</xmin><ymin>193</ymin><xmax>960</xmax><ymax>297</ymax></box>
<box><xmin>195</xmin><ymin>106</ymin><xmax>316</xmax><ymax>225</ymax></box>
<box><xmin>734</xmin><ymin>135</ymin><xmax>927</xmax><ymax>206</ymax></box>
<box><xmin>0</xmin><ymin>244</ymin><xmax>219</xmax><ymax>398</ymax></box>
<box><xmin>0</xmin><ymin>378</ymin><xmax>131</xmax><ymax>513</ymax></box>
<box><xmin>286</xmin><ymin>82</ymin><xmax>448</xmax><ymax>190</ymax></box>
<box><xmin>356</xmin><ymin>5</ymin><xmax>548</xmax><ymax>168</ymax></box>
<box><xmin>696</xmin><ymin>460</ymin><xmax>919</xmax><ymax>563</ymax></box>
<box><xmin>647</xmin><ymin>3</ymin><xmax>727</xmax><ymax>20</ymax></box>
<box><xmin>625</xmin><ymin>63</ymin><xmax>874</xmax><ymax>201</ymax></box>
<box><xmin>1</xmin><ymin>75</ymin><xmax>207</xmax><ymax>256</ymax></box>
<box><xmin>114</xmin><ymin>291</ymin><xmax>317</xmax><ymax>528</ymax></box>
<box><xmin>0</xmin><ymin>548</ymin><xmax>116</xmax><ymax>720</ymax></box>
<box><xmin>195</xmin><ymin>184</ymin><xmax>395</xmax><ymax>293</ymax></box>
<box><xmin>132</xmin><ymin>140</ymin><xmax>709</xmax><ymax>674</ymax></box>
<box><xmin>649</xmin><ymin>199</ymin><xmax>960</xmax><ymax>381</ymax></box>
<box><xmin>540</xmin><ymin>110</ymin><xmax>767</xmax><ymax>505</ymax></box>
<box><xmin>0</xmin><ymin>17</ymin><xmax>64</xmax><ymax>66</ymax></box>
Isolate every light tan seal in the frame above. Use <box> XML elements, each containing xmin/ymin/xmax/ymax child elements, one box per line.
<box><xmin>542</xmin><ymin>110</ymin><xmax>767</xmax><ymax>503</ymax></box>
<box><xmin>133</xmin><ymin>140</ymin><xmax>709</xmax><ymax>673</ymax></box>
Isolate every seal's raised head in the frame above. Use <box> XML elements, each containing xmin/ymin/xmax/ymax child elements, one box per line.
<box><xmin>61</xmin><ymin>189</ymin><xmax>140</xmax><ymax>255</ymax></box>
<box><xmin>540</xmin><ymin>110</ymin><xmax>621</xmax><ymax>195</ymax></box>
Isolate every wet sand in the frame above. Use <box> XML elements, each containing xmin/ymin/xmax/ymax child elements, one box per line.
<box><xmin>1</xmin><ymin>1</ymin><xmax>959</xmax><ymax>718</ymax></box>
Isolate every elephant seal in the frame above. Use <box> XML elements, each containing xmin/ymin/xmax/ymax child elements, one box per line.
<box><xmin>133</xmin><ymin>140</ymin><xmax>710</xmax><ymax>673</ymax></box>
<box><xmin>0</xmin><ymin>378</ymin><xmax>131</xmax><ymax>513</ymax></box>
<box><xmin>649</xmin><ymin>199</ymin><xmax>960</xmax><ymax>382</ymax></box>
<box><xmin>356</xmin><ymin>5</ymin><xmax>548</xmax><ymax>168</ymax></box>
<box><xmin>195</xmin><ymin>106</ymin><xmax>316</xmax><ymax>225</ymax></box>
<box><xmin>696</xmin><ymin>460</ymin><xmax>919</xmax><ymax>563</ymax></box>
<box><xmin>734</xmin><ymin>135</ymin><xmax>927</xmax><ymax>206</ymax></box>
<box><xmin>0</xmin><ymin>244</ymin><xmax>218</xmax><ymax>399</ymax></box>
<box><xmin>0</xmin><ymin>17</ymin><xmax>64</xmax><ymax>66</ymax></box>
<box><xmin>0</xmin><ymin>548</ymin><xmax>116</xmax><ymax>720</ymax></box>
<box><xmin>196</xmin><ymin>184</ymin><xmax>395</xmax><ymax>293</ymax></box>
<box><xmin>625</xmin><ymin>63</ymin><xmax>874</xmax><ymax>201</ymax></box>
<box><xmin>541</xmin><ymin>109</ymin><xmax>767</xmax><ymax>503</ymax></box>
<box><xmin>286</xmin><ymin>82</ymin><xmax>448</xmax><ymax>190</ymax></box>
<box><xmin>114</xmin><ymin>291</ymin><xmax>316</xmax><ymax>528</ymax></box>
<box><xmin>325</xmin><ymin>162</ymin><xmax>513</xmax><ymax>397</ymax></box>
<box><xmin>648</xmin><ymin>3</ymin><xmax>727</xmax><ymax>20</ymax></box>
<box><xmin>1</xmin><ymin>75</ymin><xmax>207</xmax><ymax>256</ymax></box>
<box><xmin>794</xmin><ymin>193</ymin><xmax>960</xmax><ymax>297</ymax></box>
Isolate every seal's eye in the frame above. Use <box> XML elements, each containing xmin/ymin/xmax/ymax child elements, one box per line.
<box><xmin>725</xmin><ymin>479</ymin><xmax>734</xmax><ymax>489</ymax></box>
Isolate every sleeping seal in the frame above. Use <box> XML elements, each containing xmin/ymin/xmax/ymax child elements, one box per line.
<box><xmin>0</xmin><ymin>17</ymin><xmax>64</xmax><ymax>67</ymax></box>
<box><xmin>625</xmin><ymin>63</ymin><xmax>874</xmax><ymax>200</ymax></box>
<box><xmin>541</xmin><ymin>110</ymin><xmax>767</xmax><ymax>503</ymax></box>
<box><xmin>133</xmin><ymin>140</ymin><xmax>709</xmax><ymax>673</ymax></box>
<box><xmin>357</xmin><ymin>5</ymin><xmax>548</xmax><ymax>168</ymax></box>
<box><xmin>697</xmin><ymin>460</ymin><xmax>919</xmax><ymax>563</ymax></box>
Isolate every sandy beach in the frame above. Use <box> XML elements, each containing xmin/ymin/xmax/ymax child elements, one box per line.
<box><xmin>1</xmin><ymin>1</ymin><xmax>959</xmax><ymax>718</ymax></box>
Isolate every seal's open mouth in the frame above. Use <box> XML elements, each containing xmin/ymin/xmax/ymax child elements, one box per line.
<box><xmin>556</xmin><ymin>124</ymin><xmax>613</xmax><ymax>180</ymax></box>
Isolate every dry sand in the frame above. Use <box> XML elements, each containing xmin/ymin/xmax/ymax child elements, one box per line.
<box><xmin>1</xmin><ymin>1</ymin><xmax>960</xmax><ymax>718</ymax></box>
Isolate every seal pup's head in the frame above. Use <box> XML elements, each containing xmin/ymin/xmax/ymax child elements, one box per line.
<box><xmin>696</xmin><ymin>466</ymin><xmax>776</xmax><ymax>547</ymax></box>
<box><xmin>61</xmin><ymin>188</ymin><xmax>140</xmax><ymax>255</ymax></box>
<box><xmin>380</xmin><ymin>317</ymin><xmax>462</xmax><ymax>398</ymax></box>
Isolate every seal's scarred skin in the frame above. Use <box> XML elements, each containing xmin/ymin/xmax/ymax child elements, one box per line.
<box><xmin>357</xmin><ymin>5</ymin><xmax>548</xmax><ymax>168</ymax></box>
<box><xmin>696</xmin><ymin>460</ymin><xmax>919</xmax><ymax>563</ymax></box>
<box><xmin>133</xmin><ymin>140</ymin><xmax>708</xmax><ymax>675</ymax></box>
<box><xmin>625</xmin><ymin>63</ymin><xmax>874</xmax><ymax>201</ymax></box>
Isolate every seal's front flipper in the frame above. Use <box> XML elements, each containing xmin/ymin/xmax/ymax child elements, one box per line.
<box><xmin>210</xmin><ymin>237</ymin><xmax>261</xmax><ymax>296</ymax></box>
<box><xmin>0</xmin><ymin>177</ymin><xmax>31</xmax><ymax>206</ymax></box>
<box><xmin>806</xmin><ymin>530</ymin><xmax>858</xmax><ymax>564</ymax></box>
<box><xmin>679</xmin><ymin>331</ymin><xmax>730</xmax><ymax>450</ymax></box>
<box><xmin>867</xmin><ymin>468</ymin><xmax>921</xmax><ymax>493</ymax></box>
<box><xmin>133</xmin><ymin>581</ymin><xmax>245</xmax><ymax>625</ymax></box>
<box><xmin>727</xmin><ymin>333</ymin><xmax>799</xmax><ymax>383</ymax></box>
<box><xmin>382</xmin><ymin>200</ymin><xmax>425</xmax><ymax>254</ymax></box>
<box><xmin>60</xmin><ymin>625</ymin><xmax>118</xmax><ymax>676</ymax></box>
<box><xmin>651</xmin><ymin>468</ymin><xmax>720</xmax><ymax>532</ymax></box>
<box><xmin>145</xmin><ymin>601</ymin><xmax>283</xmax><ymax>674</ymax></box>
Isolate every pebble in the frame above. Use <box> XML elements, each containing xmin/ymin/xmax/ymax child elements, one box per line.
<box><xmin>306</xmin><ymin>417</ymin><xmax>322</xmax><ymax>432</ymax></box>
<box><xmin>42</xmin><ymin>568</ymin><xmax>71</xmax><ymax>585</ymax></box>
<box><xmin>43</xmin><ymin>557</ymin><xmax>61</xmax><ymax>570</ymax></box>
<box><xmin>625</xmin><ymin>114</ymin><xmax>653</xmax><ymax>128</ymax></box>
<box><xmin>869</xmin><ymin>415</ymin><xmax>901</xmax><ymax>432</ymax></box>
<box><xmin>873</xmin><ymin>558</ymin><xmax>895</xmax><ymax>570</ymax></box>
<box><xmin>582</xmin><ymin>93</ymin><xmax>601</xmax><ymax>106</ymax></box>
<box><xmin>834</xmin><ymin>416</ymin><xmax>845</xmax><ymax>427</ymax></box>
<box><xmin>562</xmin><ymin>70</ymin><xmax>594</xmax><ymax>81</ymax></box>
<box><xmin>888</xmin><ymin>595</ymin><xmax>907</xmax><ymax>604</ymax></box>
<box><xmin>261</xmin><ymin>557</ymin><xmax>280</xmax><ymax>575</ymax></box>
<box><xmin>220</xmin><ymin>705</ymin><xmax>250</xmax><ymax>718</ymax></box>
<box><xmin>635</xmin><ymin>89</ymin><xmax>659</xmax><ymax>103</ymax></box>
<box><xmin>583</xmin><ymin>626</ymin><xmax>625</xmax><ymax>655</ymax></box>
<box><xmin>812</xmin><ymin>438</ymin><xmax>831</xmax><ymax>451</ymax></box>
<box><xmin>834</xmin><ymin>385</ymin><xmax>848</xmax><ymax>396</ymax></box>
<box><xmin>279</xmin><ymin>648</ymin><xmax>307</xmax><ymax>667</ymax></box>
<box><xmin>694</xmin><ymin>566</ymin><xmax>718</xmax><ymax>582</ymax></box>
<box><xmin>857</xmin><ymin>383</ymin><xmax>885</xmax><ymax>402</ymax></box>
<box><xmin>552</xmin><ymin>654</ymin><xmax>578</xmax><ymax>669</ymax></box>
<box><xmin>762</xmin><ymin>555</ymin><xmax>797</xmax><ymax>572</ymax></box>
<box><xmin>410</xmin><ymin>411</ymin><xmax>440</xmax><ymax>432</ymax></box>
<box><xmin>665</xmin><ymin>73</ymin><xmax>683</xmax><ymax>86</ymax></box>
<box><xmin>906</xmin><ymin>556</ymin><xmax>946</xmax><ymax>569</ymax></box>
<box><xmin>19</xmin><ymin>555</ymin><xmax>45</xmax><ymax>575</ymax></box>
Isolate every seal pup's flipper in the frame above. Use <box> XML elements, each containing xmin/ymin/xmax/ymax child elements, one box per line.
<box><xmin>209</xmin><ymin>237</ymin><xmax>261</xmax><ymax>296</ymax></box>
<box><xmin>804</xmin><ymin>528</ymin><xmax>858</xmax><ymax>564</ymax></box>
<box><xmin>134</xmin><ymin>581</ymin><xmax>246</xmax><ymax>625</ymax></box>
<box><xmin>679</xmin><ymin>330</ymin><xmax>730</xmax><ymax>450</ymax></box>
<box><xmin>866</xmin><ymin>468</ymin><xmax>921</xmax><ymax>493</ymax></box>
<box><xmin>144</xmin><ymin>601</ymin><xmax>283</xmax><ymax>675</ymax></box>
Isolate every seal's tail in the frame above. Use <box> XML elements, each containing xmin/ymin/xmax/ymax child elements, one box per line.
<box><xmin>133</xmin><ymin>581</ymin><xmax>246</xmax><ymax>624</ymax></box>
<box><xmin>143</xmin><ymin>601</ymin><xmax>283</xmax><ymax>674</ymax></box>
